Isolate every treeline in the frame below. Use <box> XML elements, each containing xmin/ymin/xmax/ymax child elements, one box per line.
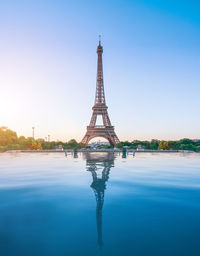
<box><xmin>116</xmin><ymin>139</ymin><xmax>200</xmax><ymax>152</ymax></box>
<box><xmin>0</xmin><ymin>127</ymin><xmax>200</xmax><ymax>152</ymax></box>
<box><xmin>0</xmin><ymin>126</ymin><xmax>41</xmax><ymax>152</ymax></box>
<box><xmin>0</xmin><ymin>127</ymin><xmax>82</xmax><ymax>152</ymax></box>
<box><xmin>39</xmin><ymin>139</ymin><xmax>83</xmax><ymax>150</ymax></box>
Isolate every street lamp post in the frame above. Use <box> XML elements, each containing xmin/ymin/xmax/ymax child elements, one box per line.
<box><xmin>32</xmin><ymin>127</ymin><xmax>35</xmax><ymax>140</ymax></box>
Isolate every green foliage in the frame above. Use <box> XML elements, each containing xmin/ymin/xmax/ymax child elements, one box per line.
<box><xmin>159</xmin><ymin>141</ymin><xmax>170</xmax><ymax>150</ymax></box>
<box><xmin>0</xmin><ymin>128</ymin><xmax>41</xmax><ymax>151</ymax></box>
<box><xmin>116</xmin><ymin>138</ymin><xmax>199</xmax><ymax>152</ymax></box>
<box><xmin>0</xmin><ymin>127</ymin><xmax>199</xmax><ymax>152</ymax></box>
<box><xmin>116</xmin><ymin>141</ymin><xmax>134</xmax><ymax>148</ymax></box>
<box><xmin>41</xmin><ymin>141</ymin><xmax>57</xmax><ymax>149</ymax></box>
<box><xmin>0</xmin><ymin>127</ymin><xmax>18</xmax><ymax>146</ymax></box>
<box><xmin>66</xmin><ymin>139</ymin><xmax>78</xmax><ymax>148</ymax></box>
<box><xmin>30</xmin><ymin>141</ymin><xmax>42</xmax><ymax>150</ymax></box>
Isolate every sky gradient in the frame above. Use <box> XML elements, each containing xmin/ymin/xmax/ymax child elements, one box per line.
<box><xmin>0</xmin><ymin>0</ymin><xmax>200</xmax><ymax>141</ymax></box>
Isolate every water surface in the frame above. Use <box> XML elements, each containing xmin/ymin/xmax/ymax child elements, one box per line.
<box><xmin>0</xmin><ymin>152</ymin><xmax>200</xmax><ymax>256</ymax></box>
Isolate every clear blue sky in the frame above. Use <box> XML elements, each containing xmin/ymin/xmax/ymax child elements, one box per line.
<box><xmin>0</xmin><ymin>0</ymin><xmax>199</xmax><ymax>141</ymax></box>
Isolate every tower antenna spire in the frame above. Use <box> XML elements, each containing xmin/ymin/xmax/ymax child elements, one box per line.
<box><xmin>99</xmin><ymin>35</ymin><xmax>101</xmax><ymax>45</ymax></box>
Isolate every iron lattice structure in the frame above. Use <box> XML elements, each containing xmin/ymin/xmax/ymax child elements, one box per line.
<box><xmin>84</xmin><ymin>152</ymin><xmax>115</xmax><ymax>247</ymax></box>
<box><xmin>81</xmin><ymin>38</ymin><xmax>120</xmax><ymax>147</ymax></box>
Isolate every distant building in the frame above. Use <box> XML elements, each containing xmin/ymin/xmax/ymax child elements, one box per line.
<box><xmin>90</xmin><ymin>141</ymin><xmax>110</xmax><ymax>147</ymax></box>
<box><xmin>137</xmin><ymin>144</ymin><xmax>145</xmax><ymax>151</ymax></box>
<box><xmin>55</xmin><ymin>144</ymin><xmax>63</xmax><ymax>151</ymax></box>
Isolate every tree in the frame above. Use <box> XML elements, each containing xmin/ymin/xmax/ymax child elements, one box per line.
<box><xmin>30</xmin><ymin>141</ymin><xmax>42</xmax><ymax>150</ymax></box>
<box><xmin>179</xmin><ymin>138</ymin><xmax>194</xmax><ymax>145</ymax></box>
<box><xmin>196</xmin><ymin>146</ymin><xmax>200</xmax><ymax>152</ymax></box>
<box><xmin>179</xmin><ymin>144</ymin><xmax>196</xmax><ymax>151</ymax></box>
<box><xmin>150</xmin><ymin>139</ymin><xmax>159</xmax><ymax>150</ymax></box>
<box><xmin>0</xmin><ymin>127</ymin><xmax>18</xmax><ymax>146</ymax></box>
<box><xmin>159</xmin><ymin>141</ymin><xmax>170</xmax><ymax>150</ymax></box>
<box><xmin>18</xmin><ymin>136</ymin><xmax>27</xmax><ymax>146</ymax></box>
<box><xmin>66</xmin><ymin>139</ymin><xmax>78</xmax><ymax>148</ymax></box>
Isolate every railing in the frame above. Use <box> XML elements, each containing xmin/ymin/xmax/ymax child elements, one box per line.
<box><xmin>94</xmin><ymin>125</ymin><xmax>105</xmax><ymax>128</ymax></box>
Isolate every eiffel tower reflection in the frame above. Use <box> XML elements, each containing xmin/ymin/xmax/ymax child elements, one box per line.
<box><xmin>83</xmin><ymin>152</ymin><xmax>115</xmax><ymax>247</ymax></box>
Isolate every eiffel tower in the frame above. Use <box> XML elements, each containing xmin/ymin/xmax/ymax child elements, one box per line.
<box><xmin>84</xmin><ymin>152</ymin><xmax>114</xmax><ymax>247</ymax></box>
<box><xmin>81</xmin><ymin>37</ymin><xmax>120</xmax><ymax>147</ymax></box>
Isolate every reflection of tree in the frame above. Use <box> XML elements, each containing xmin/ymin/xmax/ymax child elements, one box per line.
<box><xmin>84</xmin><ymin>152</ymin><xmax>115</xmax><ymax>247</ymax></box>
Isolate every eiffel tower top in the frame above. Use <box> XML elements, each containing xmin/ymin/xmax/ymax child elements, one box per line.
<box><xmin>98</xmin><ymin>35</ymin><xmax>101</xmax><ymax>46</ymax></box>
<box><xmin>95</xmin><ymin>36</ymin><xmax>106</xmax><ymax>105</ymax></box>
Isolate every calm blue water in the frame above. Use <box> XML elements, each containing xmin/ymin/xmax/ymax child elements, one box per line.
<box><xmin>0</xmin><ymin>152</ymin><xmax>200</xmax><ymax>256</ymax></box>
